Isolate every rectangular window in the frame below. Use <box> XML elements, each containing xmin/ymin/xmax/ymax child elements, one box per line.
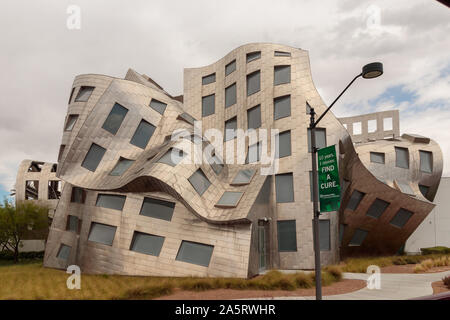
<box><xmin>276</xmin><ymin>130</ymin><xmax>291</xmax><ymax>158</ymax></box>
<box><xmin>246</xmin><ymin>51</ymin><xmax>261</xmax><ymax>63</ymax></box>
<box><xmin>395</xmin><ymin>147</ymin><xmax>409</xmax><ymax>169</ymax></box>
<box><xmin>71</xmin><ymin>187</ymin><xmax>86</xmax><ymax>203</ymax></box>
<box><xmin>178</xmin><ymin>112</ymin><xmax>196</xmax><ymax>125</ymax></box>
<box><xmin>275</xmin><ymin>173</ymin><xmax>294</xmax><ymax>203</ymax></box>
<box><xmin>277</xmin><ymin>220</ymin><xmax>297</xmax><ymax>252</ymax></box>
<box><xmin>130</xmin><ymin>119</ymin><xmax>156</xmax><ymax>149</ymax></box>
<box><xmin>419</xmin><ymin>150</ymin><xmax>432</xmax><ymax>173</ymax></box>
<box><xmin>419</xmin><ymin>184</ymin><xmax>429</xmax><ymax>198</ymax></box>
<box><xmin>130</xmin><ymin>231</ymin><xmax>165</xmax><ymax>256</ymax></box>
<box><xmin>274</xmin><ymin>65</ymin><xmax>291</xmax><ymax>85</ymax></box>
<box><xmin>95</xmin><ymin>194</ymin><xmax>126</xmax><ymax>211</ymax></box>
<box><xmin>274</xmin><ymin>95</ymin><xmax>291</xmax><ymax>120</ymax></box>
<box><xmin>139</xmin><ymin>197</ymin><xmax>175</xmax><ymax>221</ymax></box>
<box><xmin>225</xmin><ymin>83</ymin><xmax>237</xmax><ymax>107</ymax></box>
<box><xmin>231</xmin><ymin>169</ymin><xmax>255</xmax><ymax>185</ymax></box>
<box><xmin>225</xmin><ymin>60</ymin><xmax>236</xmax><ymax>76</ymax></box>
<box><xmin>208</xmin><ymin>153</ymin><xmax>224</xmax><ymax>175</ymax></box>
<box><xmin>202</xmin><ymin>94</ymin><xmax>215</xmax><ymax>117</ymax></box>
<box><xmin>64</xmin><ymin>115</ymin><xmax>78</xmax><ymax>131</ymax></box>
<box><xmin>25</xmin><ymin>180</ymin><xmax>39</xmax><ymax>200</ymax></box>
<box><xmin>88</xmin><ymin>222</ymin><xmax>116</xmax><ymax>246</ymax></box>
<box><xmin>202</xmin><ymin>73</ymin><xmax>216</xmax><ymax>85</ymax></box>
<box><xmin>48</xmin><ymin>180</ymin><xmax>61</xmax><ymax>200</ymax></box>
<box><xmin>247</xmin><ymin>70</ymin><xmax>260</xmax><ymax>96</ymax></box>
<box><xmin>353</xmin><ymin>122</ymin><xmax>362</xmax><ymax>135</ymax></box>
<box><xmin>224</xmin><ymin>116</ymin><xmax>237</xmax><ymax>141</ymax></box>
<box><xmin>57</xmin><ymin>244</ymin><xmax>71</xmax><ymax>260</ymax></box>
<box><xmin>339</xmin><ymin>224</ymin><xmax>346</xmax><ymax>245</ymax></box>
<box><xmin>246</xmin><ymin>142</ymin><xmax>261</xmax><ymax>163</ymax></box>
<box><xmin>68</xmin><ymin>87</ymin><xmax>75</xmax><ymax>104</ymax></box>
<box><xmin>188</xmin><ymin>169</ymin><xmax>211</xmax><ymax>196</ymax></box>
<box><xmin>215</xmin><ymin>191</ymin><xmax>243</xmax><ymax>208</ymax></box>
<box><xmin>319</xmin><ymin>220</ymin><xmax>331</xmax><ymax>251</ymax></box>
<box><xmin>349</xmin><ymin>229</ymin><xmax>368</xmax><ymax>246</ymax></box>
<box><xmin>366</xmin><ymin>198</ymin><xmax>390</xmax><ymax>219</ymax></box>
<box><xmin>27</xmin><ymin>161</ymin><xmax>44</xmax><ymax>172</ymax></box>
<box><xmin>368</xmin><ymin>119</ymin><xmax>377</xmax><ymax>133</ymax></box>
<box><xmin>176</xmin><ymin>240</ymin><xmax>214</xmax><ymax>267</ymax></box>
<box><xmin>274</xmin><ymin>51</ymin><xmax>291</xmax><ymax>57</ymax></box>
<box><xmin>110</xmin><ymin>157</ymin><xmax>134</xmax><ymax>176</ymax></box>
<box><xmin>370</xmin><ymin>152</ymin><xmax>385</xmax><ymax>164</ymax></box>
<box><xmin>102</xmin><ymin>103</ymin><xmax>128</xmax><ymax>135</ymax></box>
<box><xmin>247</xmin><ymin>105</ymin><xmax>261</xmax><ymax>130</ymax></box>
<box><xmin>157</xmin><ymin>148</ymin><xmax>185</xmax><ymax>167</ymax></box>
<box><xmin>383</xmin><ymin>117</ymin><xmax>393</xmax><ymax>131</ymax></box>
<box><xmin>74</xmin><ymin>86</ymin><xmax>94</xmax><ymax>102</ymax></box>
<box><xmin>66</xmin><ymin>215</ymin><xmax>80</xmax><ymax>233</ymax></box>
<box><xmin>395</xmin><ymin>180</ymin><xmax>415</xmax><ymax>195</ymax></box>
<box><xmin>347</xmin><ymin>190</ymin><xmax>365</xmax><ymax>211</ymax></box>
<box><xmin>307</xmin><ymin>128</ymin><xmax>327</xmax><ymax>152</ymax></box>
<box><xmin>390</xmin><ymin>208</ymin><xmax>413</xmax><ymax>228</ymax></box>
<box><xmin>149</xmin><ymin>99</ymin><xmax>167</xmax><ymax>115</ymax></box>
<box><xmin>81</xmin><ymin>143</ymin><xmax>106</xmax><ymax>172</ymax></box>
<box><xmin>58</xmin><ymin>145</ymin><xmax>65</xmax><ymax>162</ymax></box>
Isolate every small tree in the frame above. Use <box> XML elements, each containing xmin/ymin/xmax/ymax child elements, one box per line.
<box><xmin>0</xmin><ymin>199</ymin><xmax>49</xmax><ymax>262</ymax></box>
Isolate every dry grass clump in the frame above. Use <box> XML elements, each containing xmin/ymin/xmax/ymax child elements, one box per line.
<box><xmin>0</xmin><ymin>262</ymin><xmax>344</xmax><ymax>299</ymax></box>
<box><xmin>342</xmin><ymin>254</ymin><xmax>450</xmax><ymax>273</ymax></box>
<box><xmin>442</xmin><ymin>276</ymin><xmax>450</xmax><ymax>289</ymax></box>
<box><xmin>413</xmin><ymin>256</ymin><xmax>450</xmax><ymax>273</ymax></box>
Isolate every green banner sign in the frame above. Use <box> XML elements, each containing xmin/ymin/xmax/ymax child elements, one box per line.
<box><xmin>318</xmin><ymin>145</ymin><xmax>341</xmax><ymax>212</ymax></box>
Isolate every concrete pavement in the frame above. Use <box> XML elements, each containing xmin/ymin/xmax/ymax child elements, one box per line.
<box><xmin>246</xmin><ymin>270</ymin><xmax>450</xmax><ymax>300</ymax></box>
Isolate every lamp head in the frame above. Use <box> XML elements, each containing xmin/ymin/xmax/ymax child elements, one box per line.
<box><xmin>362</xmin><ymin>62</ymin><xmax>383</xmax><ymax>79</ymax></box>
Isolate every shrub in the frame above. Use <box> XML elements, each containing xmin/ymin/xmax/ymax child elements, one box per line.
<box><xmin>324</xmin><ymin>265</ymin><xmax>343</xmax><ymax>281</ymax></box>
<box><xmin>420</xmin><ymin>246</ymin><xmax>450</xmax><ymax>255</ymax></box>
<box><xmin>293</xmin><ymin>273</ymin><xmax>313</xmax><ymax>288</ymax></box>
<box><xmin>392</xmin><ymin>257</ymin><xmax>407</xmax><ymax>265</ymax></box>
<box><xmin>118</xmin><ymin>282</ymin><xmax>174</xmax><ymax>300</ymax></box>
<box><xmin>414</xmin><ymin>265</ymin><xmax>425</xmax><ymax>273</ymax></box>
<box><xmin>0</xmin><ymin>251</ymin><xmax>44</xmax><ymax>261</ymax></box>
<box><xmin>180</xmin><ymin>278</ymin><xmax>214</xmax><ymax>291</ymax></box>
<box><xmin>443</xmin><ymin>276</ymin><xmax>450</xmax><ymax>289</ymax></box>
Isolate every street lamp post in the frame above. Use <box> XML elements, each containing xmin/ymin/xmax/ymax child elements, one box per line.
<box><xmin>310</xmin><ymin>62</ymin><xmax>383</xmax><ymax>300</ymax></box>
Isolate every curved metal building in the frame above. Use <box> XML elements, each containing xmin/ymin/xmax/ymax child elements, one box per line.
<box><xmin>15</xmin><ymin>43</ymin><xmax>442</xmax><ymax>277</ymax></box>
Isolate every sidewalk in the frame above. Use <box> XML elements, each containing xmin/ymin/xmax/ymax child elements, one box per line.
<box><xmin>247</xmin><ymin>270</ymin><xmax>450</xmax><ymax>300</ymax></box>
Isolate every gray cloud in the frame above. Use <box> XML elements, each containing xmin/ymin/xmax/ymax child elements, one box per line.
<box><xmin>0</xmin><ymin>0</ymin><xmax>449</xmax><ymax>191</ymax></box>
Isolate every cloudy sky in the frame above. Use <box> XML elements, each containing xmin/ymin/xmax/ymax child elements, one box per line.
<box><xmin>1</xmin><ymin>0</ymin><xmax>449</xmax><ymax>199</ymax></box>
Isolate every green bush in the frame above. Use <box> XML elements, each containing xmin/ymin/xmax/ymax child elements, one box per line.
<box><xmin>0</xmin><ymin>251</ymin><xmax>44</xmax><ymax>261</ymax></box>
<box><xmin>420</xmin><ymin>246</ymin><xmax>450</xmax><ymax>255</ymax></box>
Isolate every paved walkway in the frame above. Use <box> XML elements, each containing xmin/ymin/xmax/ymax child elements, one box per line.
<box><xmin>248</xmin><ymin>270</ymin><xmax>450</xmax><ymax>300</ymax></box>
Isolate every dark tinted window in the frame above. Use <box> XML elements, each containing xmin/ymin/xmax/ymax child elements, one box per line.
<box><xmin>277</xmin><ymin>220</ymin><xmax>297</xmax><ymax>251</ymax></box>
<box><xmin>130</xmin><ymin>120</ymin><xmax>156</xmax><ymax>149</ymax></box>
<box><xmin>81</xmin><ymin>143</ymin><xmax>106</xmax><ymax>172</ymax></box>
<box><xmin>149</xmin><ymin>99</ymin><xmax>167</xmax><ymax>115</ymax></box>
<box><xmin>176</xmin><ymin>241</ymin><xmax>214</xmax><ymax>267</ymax></box>
<box><xmin>139</xmin><ymin>197</ymin><xmax>175</xmax><ymax>221</ymax></box>
<box><xmin>95</xmin><ymin>194</ymin><xmax>126</xmax><ymax>211</ymax></box>
<box><xmin>130</xmin><ymin>231</ymin><xmax>165</xmax><ymax>256</ymax></box>
<box><xmin>102</xmin><ymin>103</ymin><xmax>128</xmax><ymax>135</ymax></box>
